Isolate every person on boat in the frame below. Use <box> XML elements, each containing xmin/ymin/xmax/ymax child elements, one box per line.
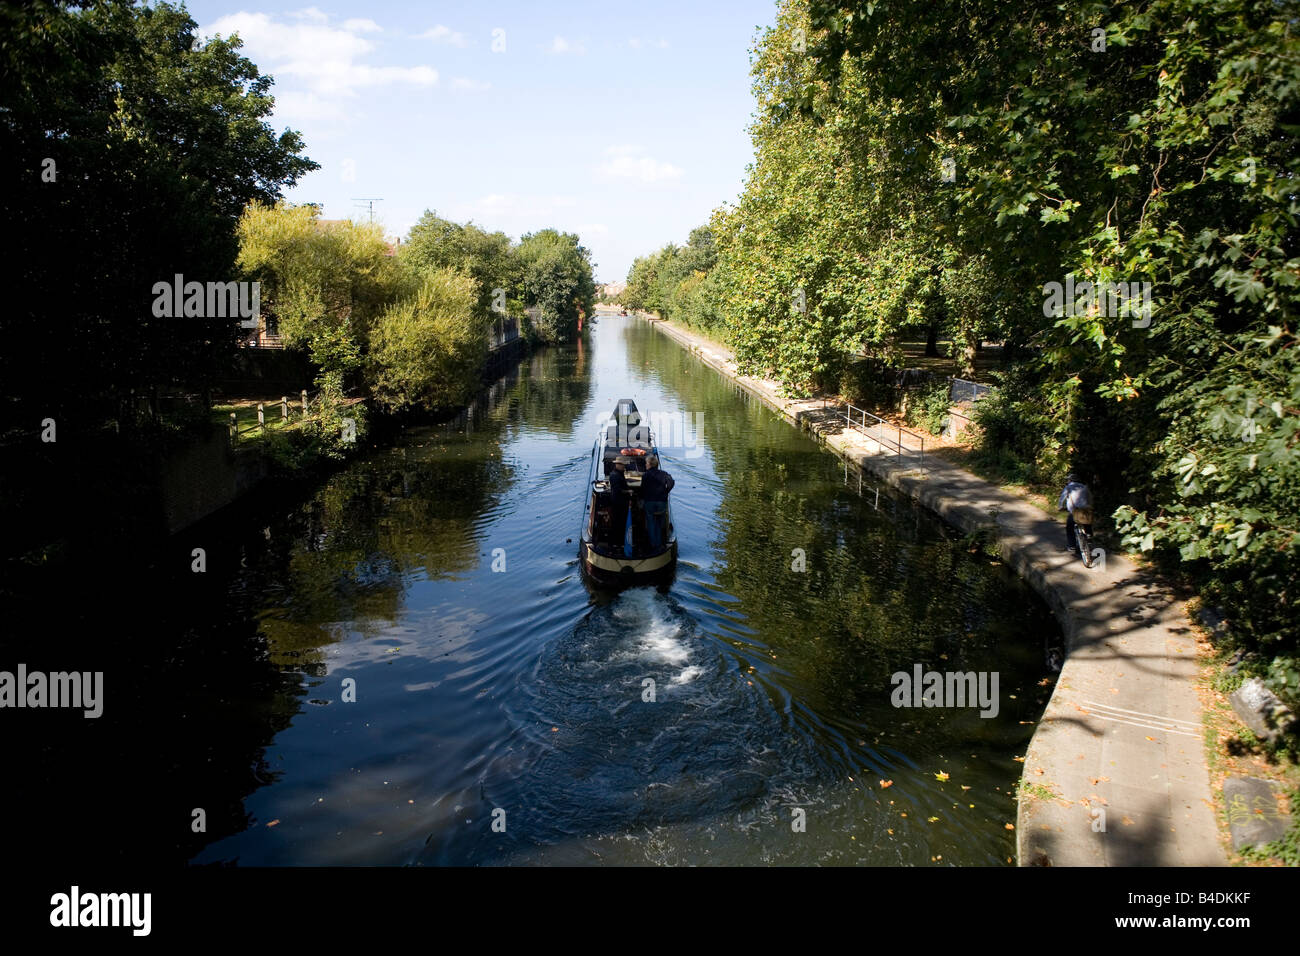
<box><xmin>1058</xmin><ymin>472</ymin><xmax>1094</xmax><ymax>557</ymax></box>
<box><xmin>640</xmin><ymin>455</ymin><xmax>674</xmax><ymax>550</ymax></box>
<box><xmin>608</xmin><ymin>461</ymin><xmax>631</xmax><ymax>556</ymax></box>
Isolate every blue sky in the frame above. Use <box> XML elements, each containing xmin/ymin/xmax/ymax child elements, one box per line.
<box><xmin>185</xmin><ymin>0</ymin><xmax>778</xmax><ymax>282</ymax></box>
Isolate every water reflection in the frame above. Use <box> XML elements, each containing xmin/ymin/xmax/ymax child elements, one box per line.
<box><xmin>2</xmin><ymin>315</ymin><xmax>1059</xmax><ymax>867</ymax></box>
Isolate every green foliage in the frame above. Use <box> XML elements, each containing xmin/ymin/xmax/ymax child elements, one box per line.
<box><xmin>1240</xmin><ymin>787</ymin><xmax>1300</xmax><ymax>866</ymax></box>
<box><xmin>235</xmin><ymin>201</ymin><xmax>410</xmax><ymax>394</ymax></box>
<box><xmin>400</xmin><ymin>211</ymin><xmax>521</xmax><ymax>316</ymax></box>
<box><xmin>838</xmin><ymin>360</ymin><xmax>899</xmax><ymax>409</ymax></box>
<box><xmin>906</xmin><ymin>381</ymin><xmax>953</xmax><ymax>436</ymax></box>
<box><xmin>619</xmin><ymin>226</ymin><xmax>724</xmax><ymax>334</ymax></box>
<box><xmin>0</xmin><ymin>0</ymin><xmax>318</xmax><ymax>437</ymax></box>
<box><xmin>1113</xmin><ymin>326</ymin><xmax>1299</xmax><ymax>694</ymax></box>
<box><xmin>517</xmin><ymin>229</ymin><xmax>596</xmax><ymax>344</ymax></box>
<box><xmin>369</xmin><ymin>270</ymin><xmax>488</xmax><ymax>411</ymax></box>
<box><xmin>688</xmin><ymin>0</ymin><xmax>1300</xmax><ymax>698</ymax></box>
<box><xmin>969</xmin><ymin>366</ymin><xmax>1070</xmax><ymax>487</ymax></box>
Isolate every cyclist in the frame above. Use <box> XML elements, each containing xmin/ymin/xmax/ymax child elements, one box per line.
<box><xmin>1058</xmin><ymin>472</ymin><xmax>1094</xmax><ymax>560</ymax></box>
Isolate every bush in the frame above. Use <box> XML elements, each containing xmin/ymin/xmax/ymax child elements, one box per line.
<box><xmin>905</xmin><ymin>381</ymin><xmax>951</xmax><ymax>435</ymax></box>
<box><xmin>370</xmin><ymin>269</ymin><xmax>488</xmax><ymax>411</ymax></box>
<box><xmin>969</xmin><ymin>365</ymin><xmax>1065</xmax><ymax>485</ymax></box>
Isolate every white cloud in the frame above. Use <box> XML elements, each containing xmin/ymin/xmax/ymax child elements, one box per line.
<box><xmin>654</xmin><ymin>38</ymin><xmax>669</xmax><ymax>49</ymax></box>
<box><xmin>270</xmin><ymin>90</ymin><xmax>348</xmax><ymax>123</ymax></box>
<box><xmin>451</xmin><ymin>77</ymin><xmax>491</xmax><ymax>92</ymax></box>
<box><xmin>548</xmin><ymin>35</ymin><xmax>586</xmax><ymax>55</ymax></box>
<box><xmin>203</xmin><ymin>11</ymin><xmax>437</xmax><ymax>97</ymax></box>
<box><xmin>628</xmin><ymin>37</ymin><xmax>641</xmax><ymax>49</ymax></box>
<box><xmin>292</xmin><ymin>7</ymin><xmax>329</xmax><ymax>24</ymax></box>
<box><xmin>596</xmin><ymin>146</ymin><xmax>682</xmax><ymax>183</ymax></box>
<box><xmin>417</xmin><ymin>24</ymin><xmax>467</xmax><ymax>47</ymax></box>
<box><xmin>451</xmin><ymin>194</ymin><xmax>578</xmax><ymax>225</ymax></box>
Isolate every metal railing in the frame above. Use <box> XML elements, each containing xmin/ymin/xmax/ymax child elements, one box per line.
<box><xmin>950</xmin><ymin>377</ymin><xmax>994</xmax><ymax>404</ymax></box>
<box><xmin>489</xmin><ymin>317</ymin><xmax>520</xmax><ymax>350</ymax></box>
<box><xmin>826</xmin><ymin>401</ymin><xmax>926</xmax><ymax>474</ymax></box>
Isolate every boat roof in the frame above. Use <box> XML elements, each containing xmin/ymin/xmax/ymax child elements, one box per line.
<box><xmin>601</xmin><ymin>399</ymin><xmax>654</xmax><ymax>459</ymax></box>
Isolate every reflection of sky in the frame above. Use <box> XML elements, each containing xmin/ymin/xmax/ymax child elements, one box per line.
<box><xmin>321</xmin><ymin>603</ymin><xmax>490</xmax><ymax>675</ymax></box>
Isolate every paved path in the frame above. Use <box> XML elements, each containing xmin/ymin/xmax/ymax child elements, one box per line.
<box><xmin>643</xmin><ymin>314</ymin><xmax>1225</xmax><ymax>866</ymax></box>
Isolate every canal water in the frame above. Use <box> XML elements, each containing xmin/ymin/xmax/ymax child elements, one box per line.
<box><xmin>6</xmin><ymin>313</ymin><xmax>1060</xmax><ymax>866</ymax></box>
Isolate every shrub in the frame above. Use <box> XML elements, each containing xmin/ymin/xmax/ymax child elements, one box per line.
<box><xmin>905</xmin><ymin>381</ymin><xmax>951</xmax><ymax>435</ymax></box>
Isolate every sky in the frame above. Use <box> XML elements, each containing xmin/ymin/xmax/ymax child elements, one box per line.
<box><xmin>185</xmin><ymin>0</ymin><xmax>779</xmax><ymax>282</ymax></box>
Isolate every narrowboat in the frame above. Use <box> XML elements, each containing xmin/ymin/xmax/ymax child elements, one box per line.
<box><xmin>578</xmin><ymin>399</ymin><xmax>677</xmax><ymax>586</ymax></box>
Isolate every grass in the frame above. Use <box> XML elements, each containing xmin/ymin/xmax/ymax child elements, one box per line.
<box><xmin>212</xmin><ymin>399</ymin><xmax>305</xmax><ymax>440</ymax></box>
<box><xmin>890</xmin><ymin>340</ymin><xmax>1009</xmax><ymax>381</ymax></box>
<box><xmin>1016</xmin><ymin>780</ymin><xmax>1061</xmax><ymax>802</ymax></box>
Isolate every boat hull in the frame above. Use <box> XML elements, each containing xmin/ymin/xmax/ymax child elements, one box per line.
<box><xmin>579</xmin><ymin>540</ymin><xmax>677</xmax><ymax>587</ymax></box>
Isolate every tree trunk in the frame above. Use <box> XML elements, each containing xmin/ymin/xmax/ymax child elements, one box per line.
<box><xmin>924</xmin><ymin>321</ymin><xmax>940</xmax><ymax>357</ymax></box>
<box><xmin>960</xmin><ymin>326</ymin><xmax>979</xmax><ymax>380</ymax></box>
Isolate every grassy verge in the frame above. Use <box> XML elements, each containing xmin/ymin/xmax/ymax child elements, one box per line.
<box><xmin>1194</xmin><ymin>602</ymin><xmax>1299</xmax><ymax>865</ymax></box>
<box><xmin>212</xmin><ymin>399</ymin><xmax>303</xmax><ymax>440</ymax></box>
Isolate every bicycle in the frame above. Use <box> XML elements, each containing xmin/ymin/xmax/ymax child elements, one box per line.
<box><xmin>1059</xmin><ymin>473</ymin><xmax>1096</xmax><ymax>568</ymax></box>
<box><xmin>1072</xmin><ymin>507</ymin><xmax>1095</xmax><ymax>568</ymax></box>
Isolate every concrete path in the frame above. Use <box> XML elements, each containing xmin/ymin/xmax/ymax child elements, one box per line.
<box><xmin>643</xmin><ymin>314</ymin><xmax>1225</xmax><ymax>866</ymax></box>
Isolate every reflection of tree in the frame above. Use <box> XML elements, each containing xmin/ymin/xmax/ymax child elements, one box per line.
<box><xmin>2</xmin><ymin>548</ymin><xmax>303</xmax><ymax>866</ymax></box>
<box><xmin>506</xmin><ymin>343</ymin><xmax>593</xmax><ymax>437</ymax></box>
<box><xmin>626</xmin><ymin>318</ymin><xmax>1055</xmax><ymax>747</ymax></box>
<box><xmin>254</xmin><ymin>410</ymin><xmax>519</xmax><ymax>669</ymax></box>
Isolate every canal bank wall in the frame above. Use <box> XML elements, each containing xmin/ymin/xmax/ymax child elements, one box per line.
<box><xmin>641</xmin><ymin>312</ymin><xmax>1225</xmax><ymax>867</ymax></box>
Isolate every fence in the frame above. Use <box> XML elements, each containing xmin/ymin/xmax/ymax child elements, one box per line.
<box><xmin>825</xmin><ymin>401</ymin><xmax>927</xmax><ymax>475</ymax></box>
<box><xmin>489</xmin><ymin>316</ymin><xmax>520</xmax><ymax>350</ymax></box>
<box><xmin>950</xmin><ymin>377</ymin><xmax>994</xmax><ymax>404</ymax></box>
<box><xmin>227</xmin><ymin>389</ymin><xmax>321</xmax><ymax>442</ymax></box>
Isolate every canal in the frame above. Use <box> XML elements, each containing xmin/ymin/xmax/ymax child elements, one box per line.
<box><xmin>7</xmin><ymin>313</ymin><xmax>1060</xmax><ymax>866</ymax></box>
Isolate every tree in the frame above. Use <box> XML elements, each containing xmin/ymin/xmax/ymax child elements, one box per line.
<box><xmin>369</xmin><ymin>269</ymin><xmax>489</xmax><ymax>411</ymax></box>
<box><xmin>400</xmin><ymin>211</ymin><xmax>521</xmax><ymax>316</ymax></box>
<box><xmin>235</xmin><ymin>202</ymin><xmax>409</xmax><ymax>398</ymax></box>
<box><xmin>0</xmin><ymin>0</ymin><xmax>318</xmax><ymax>436</ymax></box>
<box><xmin>0</xmin><ymin>0</ymin><xmax>318</xmax><ymax>563</ymax></box>
<box><xmin>768</xmin><ymin>0</ymin><xmax>1300</xmax><ymax>696</ymax></box>
<box><xmin>517</xmin><ymin>229</ymin><xmax>596</xmax><ymax>343</ymax></box>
